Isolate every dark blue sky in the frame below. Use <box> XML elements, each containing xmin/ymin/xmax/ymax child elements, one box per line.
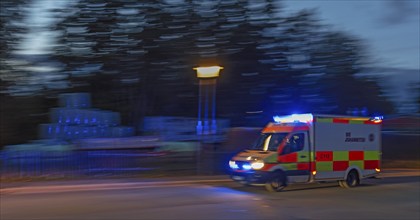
<box><xmin>284</xmin><ymin>0</ymin><xmax>420</xmax><ymax>70</ymax></box>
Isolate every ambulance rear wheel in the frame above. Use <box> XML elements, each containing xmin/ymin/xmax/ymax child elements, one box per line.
<box><xmin>340</xmin><ymin>170</ymin><xmax>360</xmax><ymax>188</ymax></box>
<box><xmin>265</xmin><ymin>172</ymin><xmax>287</xmax><ymax>192</ymax></box>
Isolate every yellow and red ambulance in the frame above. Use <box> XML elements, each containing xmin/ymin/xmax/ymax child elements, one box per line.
<box><xmin>229</xmin><ymin>113</ymin><xmax>382</xmax><ymax>192</ymax></box>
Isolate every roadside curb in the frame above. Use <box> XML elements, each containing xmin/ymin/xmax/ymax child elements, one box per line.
<box><xmin>2</xmin><ymin>169</ymin><xmax>419</xmax><ymax>195</ymax></box>
<box><xmin>0</xmin><ymin>176</ymin><xmax>232</xmax><ymax>195</ymax></box>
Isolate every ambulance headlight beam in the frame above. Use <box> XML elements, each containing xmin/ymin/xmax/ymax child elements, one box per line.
<box><xmin>251</xmin><ymin>161</ymin><xmax>265</xmax><ymax>170</ymax></box>
<box><xmin>229</xmin><ymin>160</ymin><xmax>239</xmax><ymax>169</ymax></box>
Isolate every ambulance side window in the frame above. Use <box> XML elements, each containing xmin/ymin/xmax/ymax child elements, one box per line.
<box><xmin>281</xmin><ymin>133</ymin><xmax>305</xmax><ymax>155</ymax></box>
<box><xmin>267</xmin><ymin>133</ymin><xmax>287</xmax><ymax>151</ymax></box>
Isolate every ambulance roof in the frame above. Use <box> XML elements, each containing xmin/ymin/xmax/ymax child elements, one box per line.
<box><xmin>271</xmin><ymin>113</ymin><xmax>382</xmax><ymax>125</ymax></box>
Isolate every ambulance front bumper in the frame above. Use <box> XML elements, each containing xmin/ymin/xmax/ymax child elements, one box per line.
<box><xmin>230</xmin><ymin>170</ymin><xmax>270</xmax><ymax>185</ymax></box>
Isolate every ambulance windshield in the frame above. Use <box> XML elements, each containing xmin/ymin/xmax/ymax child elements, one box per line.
<box><xmin>250</xmin><ymin>133</ymin><xmax>288</xmax><ymax>151</ymax></box>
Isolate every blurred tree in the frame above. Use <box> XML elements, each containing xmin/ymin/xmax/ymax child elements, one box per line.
<box><xmin>0</xmin><ymin>0</ymin><xmax>58</xmax><ymax>147</ymax></box>
<box><xmin>52</xmin><ymin>0</ymin><xmax>150</xmax><ymax>127</ymax></box>
<box><xmin>259</xmin><ymin>9</ymin><xmax>395</xmax><ymax>117</ymax></box>
<box><xmin>1</xmin><ymin>0</ymin><xmax>398</xmax><ymax>146</ymax></box>
<box><xmin>50</xmin><ymin>0</ymin><xmax>396</xmax><ymax>126</ymax></box>
<box><xmin>408</xmin><ymin>81</ymin><xmax>420</xmax><ymax>113</ymax></box>
<box><xmin>51</xmin><ymin>0</ymin><xmax>287</xmax><ymax>128</ymax></box>
<box><xmin>0</xmin><ymin>0</ymin><xmax>30</xmax><ymax>93</ymax></box>
<box><xmin>1</xmin><ymin>0</ymin><xmax>71</xmax><ymax>96</ymax></box>
<box><xmin>311</xmin><ymin>31</ymin><xmax>395</xmax><ymax>115</ymax></box>
<box><xmin>263</xmin><ymin>9</ymin><xmax>326</xmax><ymax>116</ymax></box>
<box><xmin>416</xmin><ymin>82</ymin><xmax>420</xmax><ymax>113</ymax></box>
<box><xmin>215</xmin><ymin>0</ymin><xmax>286</xmax><ymax>125</ymax></box>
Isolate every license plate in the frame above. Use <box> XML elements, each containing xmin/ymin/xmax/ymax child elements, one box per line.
<box><xmin>232</xmin><ymin>176</ymin><xmax>244</xmax><ymax>181</ymax></box>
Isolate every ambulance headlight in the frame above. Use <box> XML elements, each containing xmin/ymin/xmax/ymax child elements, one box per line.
<box><xmin>251</xmin><ymin>161</ymin><xmax>265</xmax><ymax>170</ymax></box>
<box><xmin>229</xmin><ymin>160</ymin><xmax>239</xmax><ymax>169</ymax></box>
<box><xmin>242</xmin><ymin>164</ymin><xmax>252</xmax><ymax>170</ymax></box>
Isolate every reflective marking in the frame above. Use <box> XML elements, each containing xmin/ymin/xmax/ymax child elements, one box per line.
<box><xmin>349</xmin><ymin>160</ymin><xmax>364</xmax><ymax>169</ymax></box>
<box><xmin>364</xmin><ymin>160</ymin><xmax>380</xmax><ymax>169</ymax></box>
<box><xmin>333</xmin><ymin>151</ymin><xmax>349</xmax><ymax>161</ymax></box>
<box><xmin>316</xmin><ymin>161</ymin><xmax>333</xmax><ymax>171</ymax></box>
<box><xmin>349</xmin><ymin>151</ymin><xmax>364</xmax><ymax>160</ymax></box>
<box><xmin>333</xmin><ymin>161</ymin><xmax>348</xmax><ymax>171</ymax></box>
<box><xmin>364</xmin><ymin>151</ymin><xmax>380</xmax><ymax>160</ymax></box>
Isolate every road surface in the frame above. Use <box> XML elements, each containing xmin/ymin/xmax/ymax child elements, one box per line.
<box><xmin>1</xmin><ymin>169</ymin><xmax>419</xmax><ymax>220</ymax></box>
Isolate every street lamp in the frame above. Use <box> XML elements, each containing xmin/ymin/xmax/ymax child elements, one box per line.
<box><xmin>193</xmin><ymin>66</ymin><xmax>223</xmax><ymax>135</ymax></box>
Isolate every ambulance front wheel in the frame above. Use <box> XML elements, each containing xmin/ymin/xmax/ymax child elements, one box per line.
<box><xmin>265</xmin><ymin>171</ymin><xmax>287</xmax><ymax>192</ymax></box>
<box><xmin>339</xmin><ymin>170</ymin><xmax>360</xmax><ymax>188</ymax></box>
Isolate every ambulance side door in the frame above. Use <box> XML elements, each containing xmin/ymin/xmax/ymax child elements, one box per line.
<box><xmin>278</xmin><ymin>131</ymin><xmax>311</xmax><ymax>183</ymax></box>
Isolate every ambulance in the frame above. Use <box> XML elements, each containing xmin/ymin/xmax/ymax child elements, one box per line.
<box><xmin>229</xmin><ymin>113</ymin><xmax>382</xmax><ymax>192</ymax></box>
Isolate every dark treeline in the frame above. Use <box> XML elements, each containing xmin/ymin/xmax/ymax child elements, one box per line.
<box><xmin>0</xmin><ymin>0</ymin><xmax>394</xmax><ymax>146</ymax></box>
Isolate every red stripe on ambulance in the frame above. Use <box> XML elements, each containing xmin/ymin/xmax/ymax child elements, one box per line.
<box><xmin>333</xmin><ymin>161</ymin><xmax>349</xmax><ymax>171</ymax></box>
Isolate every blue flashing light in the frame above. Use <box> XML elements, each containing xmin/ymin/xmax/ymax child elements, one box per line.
<box><xmin>242</xmin><ymin>164</ymin><xmax>252</xmax><ymax>170</ymax></box>
<box><xmin>370</xmin><ymin>115</ymin><xmax>384</xmax><ymax>123</ymax></box>
<box><xmin>273</xmin><ymin>115</ymin><xmax>282</xmax><ymax>123</ymax></box>
<box><xmin>373</xmin><ymin>116</ymin><xmax>383</xmax><ymax>120</ymax></box>
<box><xmin>273</xmin><ymin>113</ymin><xmax>313</xmax><ymax>123</ymax></box>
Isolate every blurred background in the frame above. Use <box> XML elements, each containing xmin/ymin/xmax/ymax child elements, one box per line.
<box><xmin>0</xmin><ymin>0</ymin><xmax>419</xmax><ymax>179</ymax></box>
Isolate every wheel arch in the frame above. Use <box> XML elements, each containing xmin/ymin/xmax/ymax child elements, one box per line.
<box><xmin>266</xmin><ymin>165</ymin><xmax>288</xmax><ymax>182</ymax></box>
<box><xmin>344</xmin><ymin>166</ymin><xmax>362</xmax><ymax>180</ymax></box>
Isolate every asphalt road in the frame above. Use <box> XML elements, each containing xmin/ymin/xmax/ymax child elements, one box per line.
<box><xmin>1</xmin><ymin>170</ymin><xmax>419</xmax><ymax>220</ymax></box>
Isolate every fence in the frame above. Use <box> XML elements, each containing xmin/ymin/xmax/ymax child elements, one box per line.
<box><xmin>0</xmin><ymin>146</ymin><xmax>233</xmax><ymax>180</ymax></box>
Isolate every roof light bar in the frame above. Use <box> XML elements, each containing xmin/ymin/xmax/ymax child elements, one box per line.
<box><xmin>273</xmin><ymin>113</ymin><xmax>313</xmax><ymax>123</ymax></box>
<box><xmin>370</xmin><ymin>116</ymin><xmax>383</xmax><ymax>123</ymax></box>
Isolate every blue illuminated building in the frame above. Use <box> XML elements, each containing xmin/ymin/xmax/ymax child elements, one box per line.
<box><xmin>39</xmin><ymin>93</ymin><xmax>134</xmax><ymax>140</ymax></box>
